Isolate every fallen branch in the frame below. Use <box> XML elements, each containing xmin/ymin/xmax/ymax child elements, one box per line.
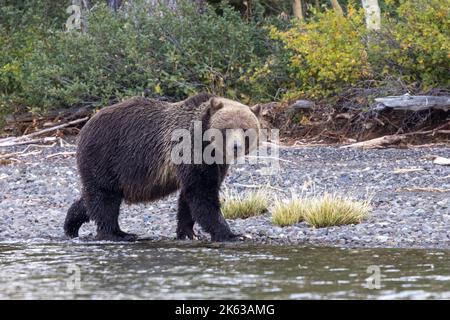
<box><xmin>244</xmin><ymin>155</ymin><xmax>298</xmax><ymax>165</ymax></box>
<box><xmin>0</xmin><ymin>150</ymin><xmax>42</xmax><ymax>159</ymax></box>
<box><xmin>0</xmin><ymin>117</ymin><xmax>87</xmax><ymax>147</ymax></box>
<box><xmin>15</xmin><ymin>117</ymin><xmax>87</xmax><ymax>140</ymax></box>
<box><xmin>393</xmin><ymin>168</ymin><xmax>424</xmax><ymax>174</ymax></box>
<box><xmin>374</xmin><ymin>94</ymin><xmax>450</xmax><ymax>112</ymax></box>
<box><xmin>341</xmin><ymin>134</ymin><xmax>406</xmax><ymax>149</ymax></box>
<box><xmin>342</xmin><ymin>121</ymin><xmax>449</xmax><ymax>149</ymax></box>
<box><xmin>21</xmin><ymin>143</ymin><xmax>57</xmax><ymax>151</ymax></box>
<box><xmin>231</xmin><ymin>183</ymin><xmax>285</xmax><ymax>192</ymax></box>
<box><xmin>0</xmin><ymin>137</ymin><xmax>58</xmax><ymax>148</ymax></box>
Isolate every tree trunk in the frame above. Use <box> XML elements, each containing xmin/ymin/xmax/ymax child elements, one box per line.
<box><xmin>330</xmin><ymin>0</ymin><xmax>343</xmax><ymax>15</ymax></box>
<box><xmin>107</xmin><ymin>0</ymin><xmax>122</xmax><ymax>11</ymax></box>
<box><xmin>361</xmin><ymin>0</ymin><xmax>381</xmax><ymax>30</ymax></box>
<box><xmin>293</xmin><ymin>0</ymin><xmax>303</xmax><ymax>20</ymax></box>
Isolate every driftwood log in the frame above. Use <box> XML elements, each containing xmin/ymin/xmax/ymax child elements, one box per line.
<box><xmin>374</xmin><ymin>94</ymin><xmax>450</xmax><ymax>112</ymax></box>
<box><xmin>289</xmin><ymin>100</ymin><xmax>315</xmax><ymax>110</ymax></box>
<box><xmin>340</xmin><ymin>134</ymin><xmax>406</xmax><ymax>149</ymax></box>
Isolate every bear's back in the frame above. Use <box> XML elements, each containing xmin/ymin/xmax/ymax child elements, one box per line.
<box><xmin>75</xmin><ymin>94</ymin><xmax>213</xmax><ymax>202</ymax></box>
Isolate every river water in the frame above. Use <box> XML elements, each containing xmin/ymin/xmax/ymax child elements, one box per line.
<box><xmin>0</xmin><ymin>242</ymin><xmax>449</xmax><ymax>299</ymax></box>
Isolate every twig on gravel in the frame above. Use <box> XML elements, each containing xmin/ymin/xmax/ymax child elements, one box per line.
<box><xmin>20</xmin><ymin>143</ymin><xmax>57</xmax><ymax>152</ymax></box>
<box><xmin>393</xmin><ymin>168</ymin><xmax>424</xmax><ymax>174</ymax></box>
<box><xmin>45</xmin><ymin>151</ymin><xmax>76</xmax><ymax>159</ymax></box>
<box><xmin>58</xmin><ymin>137</ymin><xmax>75</xmax><ymax>148</ymax></box>
<box><xmin>232</xmin><ymin>183</ymin><xmax>285</xmax><ymax>192</ymax></box>
<box><xmin>244</xmin><ymin>155</ymin><xmax>298</xmax><ymax>165</ymax></box>
<box><xmin>396</xmin><ymin>187</ymin><xmax>450</xmax><ymax>193</ymax></box>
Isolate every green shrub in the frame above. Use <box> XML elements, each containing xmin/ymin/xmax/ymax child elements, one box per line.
<box><xmin>370</xmin><ymin>0</ymin><xmax>450</xmax><ymax>88</ymax></box>
<box><xmin>1</xmin><ymin>0</ymin><xmax>448</xmax><ymax>124</ymax></box>
<box><xmin>269</xmin><ymin>5</ymin><xmax>370</xmax><ymax>99</ymax></box>
<box><xmin>1</xmin><ymin>0</ymin><xmax>277</xmax><ymax>115</ymax></box>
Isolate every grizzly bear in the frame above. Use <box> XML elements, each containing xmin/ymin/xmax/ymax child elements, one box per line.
<box><xmin>64</xmin><ymin>93</ymin><xmax>261</xmax><ymax>242</ymax></box>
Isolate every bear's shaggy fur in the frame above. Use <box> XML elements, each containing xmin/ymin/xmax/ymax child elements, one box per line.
<box><xmin>64</xmin><ymin>93</ymin><xmax>261</xmax><ymax>242</ymax></box>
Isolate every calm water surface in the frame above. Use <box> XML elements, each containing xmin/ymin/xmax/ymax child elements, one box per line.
<box><xmin>0</xmin><ymin>242</ymin><xmax>449</xmax><ymax>299</ymax></box>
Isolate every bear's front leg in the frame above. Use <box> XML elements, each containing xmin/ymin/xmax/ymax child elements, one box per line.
<box><xmin>176</xmin><ymin>191</ymin><xmax>197</xmax><ymax>240</ymax></box>
<box><xmin>183</xmin><ymin>186</ymin><xmax>238</xmax><ymax>242</ymax></box>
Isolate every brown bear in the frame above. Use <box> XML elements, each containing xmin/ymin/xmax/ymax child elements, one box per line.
<box><xmin>64</xmin><ymin>93</ymin><xmax>261</xmax><ymax>242</ymax></box>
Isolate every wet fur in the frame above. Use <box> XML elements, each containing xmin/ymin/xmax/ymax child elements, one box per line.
<box><xmin>64</xmin><ymin>93</ymin><xmax>259</xmax><ymax>242</ymax></box>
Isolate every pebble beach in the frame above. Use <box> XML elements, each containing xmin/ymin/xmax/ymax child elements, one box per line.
<box><xmin>1</xmin><ymin>139</ymin><xmax>449</xmax><ymax>248</ymax></box>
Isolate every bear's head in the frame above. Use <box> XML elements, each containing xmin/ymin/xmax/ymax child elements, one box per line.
<box><xmin>206</xmin><ymin>97</ymin><xmax>261</xmax><ymax>163</ymax></box>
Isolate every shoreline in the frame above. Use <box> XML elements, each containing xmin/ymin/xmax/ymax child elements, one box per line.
<box><xmin>1</xmin><ymin>137</ymin><xmax>449</xmax><ymax>249</ymax></box>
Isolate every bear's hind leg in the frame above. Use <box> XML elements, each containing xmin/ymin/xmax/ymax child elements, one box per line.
<box><xmin>85</xmin><ymin>191</ymin><xmax>137</xmax><ymax>241</ymax></box>
<box><xmin>176</xmin><ymin>192</ymin><xmax>196</xmax><ymax>240</ymax></box>
<box><xmin>64</xmin><ymin>198</ymin><xmax>89</xmax><ymax>238</ymax></box>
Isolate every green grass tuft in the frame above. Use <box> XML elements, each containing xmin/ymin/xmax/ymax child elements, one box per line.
<box><xmin>302</xmin><ymin>193</ymin><xmax>371</xmax><ymax>228</ymax></box>
<box><xmin>221</xmin><ymin>188</ymin><xmax>269</xmax><ymax>219</ymax></box>
<box><xmin>272</xmin><ymin>193</ymin><xmax>371</xmax><ymax>228</ymax></box>
<box><xmin>272</xmin><ymin>198</ymin><xmax>305</xmax><ymax>227</ymax></box>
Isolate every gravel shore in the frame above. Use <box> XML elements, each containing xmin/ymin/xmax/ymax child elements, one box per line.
<box><xmin>1</xmin><ymin>138</ymin><xmax>449</xmax><ymax>248</ymax></box>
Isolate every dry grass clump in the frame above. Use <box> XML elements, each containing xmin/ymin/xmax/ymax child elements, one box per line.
<box><xmin>221</xmin><ymin>188</ymin><xmax>269</xmax><ymax>219</ymax></box>
<box><xmin>272</xmin><ymin>193</ymin><xmax>371</xmax><ymax>228</ymax></box>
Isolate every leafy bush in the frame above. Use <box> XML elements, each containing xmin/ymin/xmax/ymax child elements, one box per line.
<box><xmin>1</xmin><ymin>0</ymin><xmax>448</xmax><ymax>125</ymax></box>
<box><xmin>370</xmin><ymin>0</ymin><xmax>450</xmax><ymax>88</ymax></box>
<box><xmin>268</xmin><ymin>0</ymin><xmax>449</xmax><ymax>100</ymax></box>
<box><xmin>0</xmin><ymin>0</ymin><xmax>69</xmax><ymax>118</ymax></box>
<box><xmin>269</xmin><ymin>5</ymin><xmax>370</xmax><ymax>99</ymax></box>
<box><xmin>1</xmin><ymin>0</ymin><xmax>277</xmax><ymax>115</ymax></box>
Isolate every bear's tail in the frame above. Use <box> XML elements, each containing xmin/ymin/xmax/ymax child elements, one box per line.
<box><xmin>64</xmin><ymin>198</ymin><xmax>89</xmax><ymax>238</ymax></box>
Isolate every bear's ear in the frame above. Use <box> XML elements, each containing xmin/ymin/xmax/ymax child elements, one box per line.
<box><xmin>250</xmin><ymin>104</ymin><xmax>262</xmax><ymax>118</ymax></box>
<box><xmin>210</xmin><ymin>97</ymin><xmax>224</xmax><ymax>112</ymax></box>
